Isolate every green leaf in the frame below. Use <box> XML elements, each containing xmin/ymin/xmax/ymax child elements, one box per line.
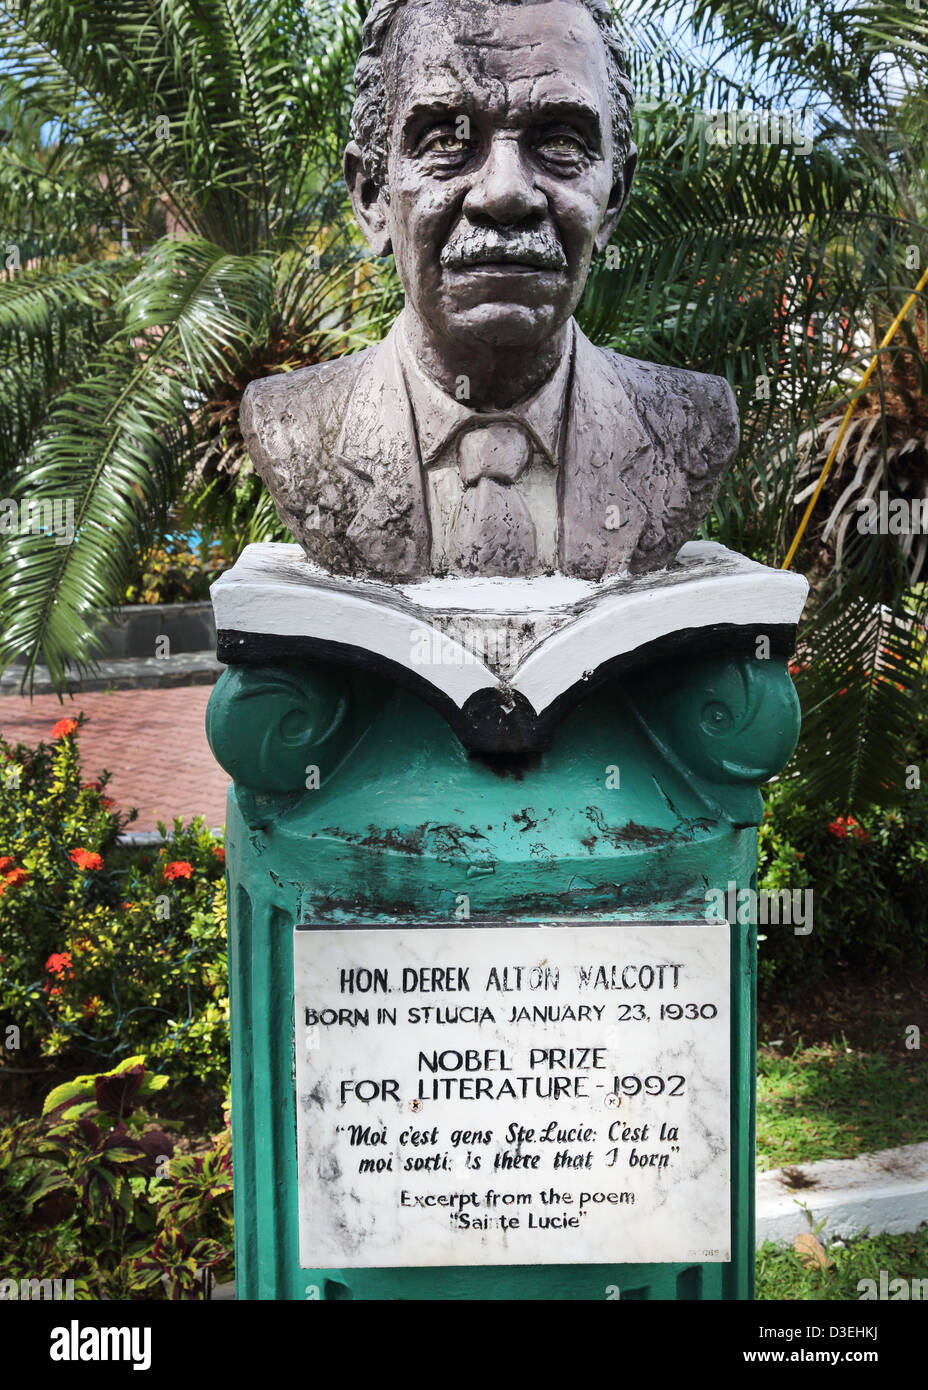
<box><xmin>42</xmin><ymin>1081</ymin><xmax>96</xmax><ymax>1118</ymax></box>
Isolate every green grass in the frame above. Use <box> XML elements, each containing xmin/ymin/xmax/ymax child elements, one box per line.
<box><xmin>756</xmin><ymin>1042</ymin><xmax>927</xmax><ymax>1169</ymax></box>
<box><xmin>756</xmin><ymin>1228</ymin><xmax>928</xmax><ymax>1300</ymax></box>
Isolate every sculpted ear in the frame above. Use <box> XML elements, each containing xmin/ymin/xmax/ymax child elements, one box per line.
<box><xmin>344</xmin><ymin>141</ymin><xmax>393</xmax><ymax>257</ymax></box>
<box><xmin>593</xmin><ymin>143</ymin><xmax>638</xmax><ymax>254</ymax></box>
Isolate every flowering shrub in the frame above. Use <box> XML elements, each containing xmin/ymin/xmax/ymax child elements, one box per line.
<box><xmin>758</xmin><ymin>774</ymin><xmax>928</xmax><ymax>994</ymax></box>
<box><xmin>0</xmin><ymin>719</ymin><xmax>228</xmax><ymax>1087</ymax></box>
<box><xmin>0</xmin><ymin>1057</ymin><xmax>233</xmax><ymax>1299</ymax></box>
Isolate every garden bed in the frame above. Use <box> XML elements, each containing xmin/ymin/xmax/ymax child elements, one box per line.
<box><xmin>756</xmin><ymin>970</ymin><xmax>928</xmax><ymax>1167</ymax></box>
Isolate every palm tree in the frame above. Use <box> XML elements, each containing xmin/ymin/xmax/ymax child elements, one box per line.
<box><xmin>581</xmin><ymin>0</ymin><xmax>928</xmax><ymax>804</ymax></box>
<box><xmin>0</xmin><ymin>0</ymin><xmax>393</xmax><ymax>690</ymax></box>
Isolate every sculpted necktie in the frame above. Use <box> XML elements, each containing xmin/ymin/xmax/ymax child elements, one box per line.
<box><xmin>447</xmin><ymin>421</ymin><xmax>540</xmax><ymax>577</ymax></box>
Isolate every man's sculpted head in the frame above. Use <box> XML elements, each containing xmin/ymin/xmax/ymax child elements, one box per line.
<box><xmin>344</xmin><ymin>0</ymin><xmax>638</xmax><ymax>379</ymax></box>
<box><xmin>239</xmin><ymin>0</ymin><xmax>738</xmax><ymax>585</ymax></box>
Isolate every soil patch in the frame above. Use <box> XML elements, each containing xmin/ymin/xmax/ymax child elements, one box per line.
<box><xmin>760</xmin><ymin>968</ymin><xmax>928</xmax><ymax>1056</ymax></box>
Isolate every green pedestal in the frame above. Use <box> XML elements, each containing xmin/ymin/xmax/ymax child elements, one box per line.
<box><xmin>206</xmin><ymin>648</ymin><xmax>801</xmax><ymax>1301</ymax></box>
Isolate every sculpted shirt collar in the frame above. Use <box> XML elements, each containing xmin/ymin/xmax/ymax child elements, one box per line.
<box><xmin>395</xmin><ymin>311</ymin><xmax>575</xmax><ymax>470</ymax></box>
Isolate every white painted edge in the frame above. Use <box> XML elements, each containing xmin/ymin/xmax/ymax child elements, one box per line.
<box><xmin>216</xmin><ymin>580</ymin><xmax>494</xmax><ymax>707</ymax></box>
<box><xmin>515</xmin><ymin>569</ymin><xmax>807</xmax><ymax>711</ymax></box>
<box><xmin>756</xmin><ymin>1142</ymin><xmax>928</xmax><ymax>1245</ymax></box>
<box><xmin>215</xmin><ymin>539</ymin><xmax>749</xmax><ymax>613</ymax></box>
<box><xmin>397</xmin><ymin>570</ymin><xmax>603</xmax><ymax>610</ymax></box>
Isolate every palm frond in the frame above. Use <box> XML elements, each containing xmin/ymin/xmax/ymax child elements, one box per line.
<box><xmin>0</xmin><ymin>237</ymin><xmax>273</xmax><ymax>690</ymax></box>
<box><xmin>0</xmin><ymin>257</ymin><xmax>131</xmax><ymax>481</ymax></box>
<box><xmin>791</xmin><ymin>533</ymin><xmax>927</xmax><ymax>806</ymax></box>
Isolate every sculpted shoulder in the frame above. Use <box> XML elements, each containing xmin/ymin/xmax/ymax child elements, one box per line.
<box><xmin>240</xmin><ymin>350</ymin><xmax>371</xmax><ymax>469</ymax></box>
<box><xmin>564</xmin><ymin>341</ymin><xmax>741</xmax><ymax>576</ymax></box>
<box><xmin>239</xmin><ymin>349</ymin><xmax>374</xmax><ymax>576</ymax></box>
<box><xmin>605</xmin><ymin>350</ymin><xmax>739</xmax><ymax>570</ymax></box>
<box><xmin>602</xmin><ymin>349</ymin><xmax>740</xmax><ymax>478</ymax></box>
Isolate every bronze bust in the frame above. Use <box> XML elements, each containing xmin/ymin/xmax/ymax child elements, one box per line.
<box><xmin>241</xmin><ymin>0</ymin><xmax>739</xmax><ymax>582</ymax></box>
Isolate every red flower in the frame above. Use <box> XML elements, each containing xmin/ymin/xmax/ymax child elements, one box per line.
<box><xmin>3</xmin><ymin>867</ymin><xmax>29</xmax><ymax>887</ymax></box>
<box><xmin>211</xmin><ymin>846</ymin><xmax>225</xmax><ymax>864</ymax></box>
<box><xmin>100</xmin><ymin>797</ymin><xmax>115</xmax><ymax>810</ymax></box>
<box><xmin>82</xmin><ymin>780</ymin><xmax>103</xmax><ymax>793</ymax></box>
<box><xmin>121</xmin><ymin>902</ymin><xmax>135</xmax><ymax>911</ymax></box>
<box><xmin>0</xmin><ymin>856</ymin><xmax>14</xmax><ymax>873</ymax></box>
<box><xmin>45</xmin><ymin>952</ymin><xmax>74</xmax><ymax>979</ymax></box>
<box><xmin>828</xmin><ymin>815</ymin><xmax>870</xmax><ymax>844</ymax></box>
<box><xmin>69</xmin><ymin>847</ymin><xmax>103</xmax><ymax>871</ymax></box>
<box><xmin>82</xmin><ymin>996</ymin><xmax>102</xmax><ymax>1020</ymax></box>
<box><xmin>51</xmin><ymin>718</ymin><xmax>79</xmax><ymax>739</ymax></box>
<box><xmin>163</xmin><ymin>860</ymin><xmax>193</xmax><ymax>882</ymax></box>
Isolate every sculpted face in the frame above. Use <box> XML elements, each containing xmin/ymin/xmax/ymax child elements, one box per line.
<box><xmin>347</xmin><ymin>0</ymin><xmax>635</xmax><ymax>360</ymax></box>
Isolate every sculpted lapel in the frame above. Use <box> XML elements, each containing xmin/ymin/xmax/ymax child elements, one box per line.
<box><xmin>560</xmin><ymin>328</ymin><xmax>739</xmax><ymax>579</ymax></box>
<box><xmin>334</xmin><ymin>322</ymin><xmax>431</xmax><ymax>579</ymax></box>
<box><xmin>559</xmin><ymin>327</ymin><xmax>654</xmax><ymax>579</ymax></box>
<box><xmin>334</xmin><ymin>321</ymin><xmax>666</xmax><ymax>583</ymax></box>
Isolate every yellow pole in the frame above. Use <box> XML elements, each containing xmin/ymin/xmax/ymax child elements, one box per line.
<box><xmin>781</xmin><ymin>261</ymin><xmax>928</xmax><ymax>571</ymax></box>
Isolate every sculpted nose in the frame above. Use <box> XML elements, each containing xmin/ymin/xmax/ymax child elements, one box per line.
<box><xmin>463</xmin><ymin>135</ymin><xmax>547</xmax><ymax>225</ymax></box>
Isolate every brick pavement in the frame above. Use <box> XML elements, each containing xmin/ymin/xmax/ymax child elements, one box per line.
<box><xmin>0</xmin><ymin>687</ymin><xmax>229</xmax><ymax>832</ymax></box>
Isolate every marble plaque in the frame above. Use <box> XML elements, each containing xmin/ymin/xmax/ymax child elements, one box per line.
<box><xmin>294</xmin><ymin>921</ymin><xmax>731</xmax><ymax>1268</ymax></box>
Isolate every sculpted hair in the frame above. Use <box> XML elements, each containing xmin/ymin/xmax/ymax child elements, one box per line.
<box><xmin>351</xmin><ymin>0</ymin><xmax>636</xmax><ymax>189</ymax></box>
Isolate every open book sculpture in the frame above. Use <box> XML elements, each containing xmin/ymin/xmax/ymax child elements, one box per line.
<box><xmin>212</xmin><ymin>541</ymin><xmax>807</xmax><ymax>757</ymax></box>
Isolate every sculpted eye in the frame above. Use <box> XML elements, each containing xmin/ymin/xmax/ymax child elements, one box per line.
<box><xmin>420</xmin><ymin>131</ymin><xmax>470</xmax><ymax>155</ymax></box>
<box><xmin>538</xmin><ymin>133</ymin><xmax>584</xmax><ymax>156</ymax></box>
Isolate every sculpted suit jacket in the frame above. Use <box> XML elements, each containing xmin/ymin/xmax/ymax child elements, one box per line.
<box><xmin>240</xmin><ymin>316</ymin><xmax>740</xmax><ymax>582</ymax></box>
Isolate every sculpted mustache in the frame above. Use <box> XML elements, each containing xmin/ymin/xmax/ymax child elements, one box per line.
<box><xmin>440</xmin><ymin>230</ymin><xmax>567</xmax><ymax>270</ymax></box>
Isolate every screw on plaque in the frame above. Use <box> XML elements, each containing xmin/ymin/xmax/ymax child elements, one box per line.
<box><xmin>409</xmin><ymin>1099</ymin><xmax>423</xmax><ymax>1112</ymax></box>
<box><xmin>605</xmin><ymin>1094</ymin><xmax>621</xmax><ymax>1108</ymax></box>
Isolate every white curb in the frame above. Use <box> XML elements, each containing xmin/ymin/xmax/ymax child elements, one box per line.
<box><xmin>757</xmin><ymin>1142</ymin><xmax>928</xmax><ymax>1244</ymax></box>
